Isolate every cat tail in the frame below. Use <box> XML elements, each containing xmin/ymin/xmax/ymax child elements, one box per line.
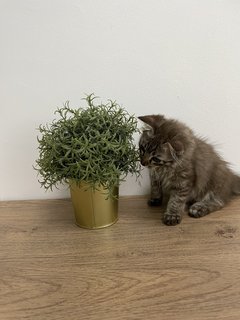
<box><xmin>232</xmin><ymin>174</ymin><xmax>240</xmax><ymax>195</ymax></box>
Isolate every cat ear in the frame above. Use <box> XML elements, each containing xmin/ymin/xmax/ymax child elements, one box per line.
<box><xmin>163</xmin><ymin>141</ymin><xmax>184</xmax><ymax>160</ymax></box>
<box><xmin>162</xmin><ymin>142</ymin><xmax>176</xmax><ymax>161</ymax></box>
<box><xmin>171</xmin><ymin>140</ymin><xmax>184</xmax><ymax>155</ymax></box>
<box><xmin>138</xmin><ymin>115</ymin><xmax>165</xmax><ymax>131</ymax></box>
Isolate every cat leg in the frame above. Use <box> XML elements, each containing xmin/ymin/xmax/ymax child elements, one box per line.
<box><xmin>189</xmin><ymin>192</ymin><xmax>224</xmax><ymax>218</ymax></box>
<box><xmin>163</xmin><ymin>188</ymin><xmax>189</xmax><ymax>226</ymax></box>
<box><xmin>148</xmin><ymin>170</ymin><xmax>162</xmax><ymax>207</ymax></box>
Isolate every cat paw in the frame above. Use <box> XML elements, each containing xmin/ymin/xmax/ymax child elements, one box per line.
<box><xmin>148</xmin><ymin>198</ymin><xmax>162</xmax><ymax>207</ymax></box>
<box><xmin>189</xmin><ymin>203</ymin><xmax>209</xmax><ymax>218</ymax></box>
<box><xmin>163</xmin><ymin>213</ymin><xmax>182</xmax><ymax>226</ymax></box>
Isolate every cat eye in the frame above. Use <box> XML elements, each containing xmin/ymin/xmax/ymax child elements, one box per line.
<box><xmin>151</xmin><ymin>157</ymin><xmax>161</xmax><ymax>163</ymax></box>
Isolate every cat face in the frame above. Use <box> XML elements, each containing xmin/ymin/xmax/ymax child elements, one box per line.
<box><xmin>139</xmin><ymin>131</ymin><xmax>175</xmax><ymax>167</ymax></box>
<box><xmin>138</xmin><ymin>115</ymin><xmax>185</xmax><ymax>168</ymax></box>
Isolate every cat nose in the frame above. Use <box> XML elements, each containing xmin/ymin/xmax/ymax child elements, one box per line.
<box><xmin>140</xmin><ymin>158</ymin><xmax>149</xmax><ymax>166</ymax></box>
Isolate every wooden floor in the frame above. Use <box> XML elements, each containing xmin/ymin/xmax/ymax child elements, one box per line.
<box><xmin>1</xmin><ymin>197</ymin><xmax>240</xmax><ymax>320</ymax></box>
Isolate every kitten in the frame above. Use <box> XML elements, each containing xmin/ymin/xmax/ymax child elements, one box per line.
<box><xmin>138</xmin><ymin>115</ymin><xmax>240</xmax><ymax>226</ymax></box>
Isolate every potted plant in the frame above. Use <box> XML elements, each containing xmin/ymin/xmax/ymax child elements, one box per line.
<box><xmin>35</xmin><ymin>94</ymin><xmax>141</xmax><ymax>229</ymax></box>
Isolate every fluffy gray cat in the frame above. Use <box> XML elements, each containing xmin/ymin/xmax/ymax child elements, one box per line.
<box><xmin>138</xmin><ymin>115</ymin><xmax>240</xmax><ymax>226</ymax></box>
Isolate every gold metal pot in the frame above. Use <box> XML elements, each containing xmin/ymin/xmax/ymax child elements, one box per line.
<box><xmin>69</xmin><ymin>181</ymin><xmax>118</xmax><ymax>229</ymax></box>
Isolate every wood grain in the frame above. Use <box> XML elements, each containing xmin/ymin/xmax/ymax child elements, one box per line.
<box><xmin>1</xmin><ymin>196</ymin><xmax>240</xmax><ymax>320</ymax></box>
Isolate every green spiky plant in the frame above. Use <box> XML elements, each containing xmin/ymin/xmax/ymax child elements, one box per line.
<box><xmin>35</xmin><ymin>94</ymin><xmax>141</xmax><ymax>197</ymax></box>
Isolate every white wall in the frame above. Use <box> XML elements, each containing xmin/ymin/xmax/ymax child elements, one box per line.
<box><xmin>1</xmin><ymin>0</ymin><xmax>240</xmax><ymax>200</ymax></box>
